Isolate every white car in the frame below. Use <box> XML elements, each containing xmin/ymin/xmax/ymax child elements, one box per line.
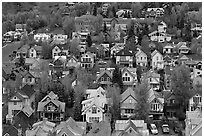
<box><xmin>149</xmin><ymin>124</ymin><xmax>158</xmax><ymax>135</ymax></box>
<box><xmin>162</xmin><ymin>124</ymin><xmax>170</xmax><ymax>134</ymax></box>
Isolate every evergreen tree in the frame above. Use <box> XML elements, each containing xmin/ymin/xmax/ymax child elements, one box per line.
<box><xmin>86</xmin><ymin>34</ymin><xmax>92</xmax><ymax>47</ymax></box>
<box><xmin>136</xmin><ymin>65</ymin><xmax>142</xmax><ymax>84</ymax></box>
<box><xmin>127</xmin><ymin>20</ymin><xmax>135</xmax><ymax>40</ymax></box>
<box><xmin>19</xmin><ymin>53</ymin><xmax>25</xmax><ymax>67</ymax></box>
<box><xmin>93</xmin><ymin>4</ymin><xmax>97</xmax><ymax>16</ymax></box>
<box><xmin>112</xmin><ymin>6</ymin><xmax>116</xmax><ymax>17</ymax></box>
<box><xmin>112</xmin><ymin>66</ymin><xmax>123</xmax><ymax>93</ymax></box>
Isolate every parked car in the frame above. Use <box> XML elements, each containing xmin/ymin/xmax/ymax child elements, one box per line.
<box><xmin>162</xmin><ymin>124</ymin><xmax>170</xmax><ymax>134</ymax></box>
<box><xmin>98</xmin><ymin>59</ymin><xmax>107</xmax><ymax>65</ymax></box>
<box><xmin>148</xmin><ymin>124</ymin><xmax>158</xmax><ymax>135</ymax></box>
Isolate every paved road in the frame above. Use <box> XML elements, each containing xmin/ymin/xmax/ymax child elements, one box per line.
<box><xmin>2</xmin><ymin>42</ymin><xmax>21</xmax><ymax>63</ymax></box>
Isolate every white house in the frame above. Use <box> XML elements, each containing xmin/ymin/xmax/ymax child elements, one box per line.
<box><xmin>178</xmin><ymin>42</ymin><xmax>190</xmax><ymax>54</ymax></box>
<box><xmin>81</xmin><ymin>87</ymin><xmax>108</xmax><ymax>123</ymax></box>
<box><xmin>53</xmin><ymin>34</ymin><xmax>67</xmax><ymax>44</ymax></box>
<box><xmin>147</xmin><ymin>71</ymin><xmax>160</xmax><ymax>91</ymax></box>
<box><xmin>34</xmin><ymin>33</ymin><xmax>51</xmax><ymax>42</ymax></box>
<box><xmin>135</xmin><ymin>48</ymin><xmax>147</xmax><ymax>67</ymax></box>
<box><xmin>163</xmin><ymin>43</ymin><xmax>173</xmax><ymax>54</ymax></box>
<box><xmin>158</xmin><ymin>21</ymin><xmax>167</xmax><ymax>33</ymax></box>
<box><xmin>52</xmin><ymin>45</ymin><xmax>69</xmax><ymax>59</ymax></box>
<box><xmin>151</xmin><ymin>50</ymin><xmax>164</xmax><ymax>69</ymax></box>
<box><xmin>80</xmin><ymin>52</ymin><xmax>95</xmax><ymax>69</ymax></box>
<box><xmin>149</xmin><ymin>31</ymin><xmax>171</xmax><ymax>43</ymax></box>
<box><xmin>148</xmin><ymin>88</ymin><xmax>164</xmax><ymax>120</ymax></box>
<box><xmin>29</xmin><ymin>45</ymin><xmax>42</xmax><ymax>58</ymax></box>
<box><xmin>189</xmin><ymin>93</ymin><xmax>202</xmax><ymax>111</ymax></box>
<box><xmin>66</xmin><ymin>55</ymin><xmax>80</xmax><ymax>68</ymax></box>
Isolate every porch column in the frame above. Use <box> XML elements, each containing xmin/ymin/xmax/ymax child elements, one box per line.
<box><xmin>52</xmin><ymin>113</ymin><xmax>53</xmax><ymax>121</ymax></box>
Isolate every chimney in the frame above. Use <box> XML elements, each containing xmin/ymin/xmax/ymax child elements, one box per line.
<box><xmin>18</xmin><ymin>124</ymin><xmax>22</xmax><ymax>136</ymax></box>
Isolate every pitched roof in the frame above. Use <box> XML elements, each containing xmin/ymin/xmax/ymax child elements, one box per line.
<box><xmin>20</xmin><ymin>84</ymin><xmax>35</xmax><ymax>98</ymax></box>
<box><xmin>121</xmin><ymin>87</ymin><xmax>137</xmax><ymax>103</ymax></box>
<box><xmin>116</xmin><ymin>49</ymin><xmax>134</xmax><ymax>56</ymax></box>
<box><xmin>2</xmin><ymin>125</ymin><xmax>18</xmax><ymax>136</ymax></box>
<box><xmin>96</xmin><ymin>69</ymin><xmax>112</xmax><ymax>81</ymax></box>
<box><xmin>31</xmin><ymin>45</ymin><xmax>42</xmax><ymax>52</ymax></box>
<box><xmin>148</xmin><ymin>88</ymin><xmax>164</xmax><ymax>104</ymax></box>
<box><xmin>55</xmin><ymin>117</ymin><xmax>86</xmax><ymax>136</ymax></box>
<box><xmin>151</xmin><ymin>49</ymin><xmax>162</xmax><ymax>57</ymax></box>
<box><xmin>86</xmin><ymin>121</ymin><xmax>111</xmax><ymax>136</ymax></box>
<box><xmin>37</xmin><ymin>99</ymin><xmax>65</xmax><ymax>112</ymax></box>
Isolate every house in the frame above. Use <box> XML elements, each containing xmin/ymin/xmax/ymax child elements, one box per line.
<box><xmin>178</xmin><ymin>42</ymin><xmax>190</xmax><ymax>54</ymax></box>
<box><xmin>34</xmin><ymin>33</ymin><xmax>51</xmax><ymax>42</ymax></box>
<box><xmin>26</xmin><ymin>118</ymin><xmax>56</xmax><ymax>136</ymax></box>
<box><xmin>53</xmin><ymin>34</ymin><xmax>67</xmax><ymax>44</ymax></box>
<box><xmin>190</xmin><ymin>23</ymin><xmax>202</xmax><ymax>35</ymax></box>
<box><xmin>192</xmin><ymin>76</ymin><xmax>202</xmax><ymax>87</ymax></box>
<box><xmin>158</xmin><ymin>21</ymin><xmax>167</xmax><ymax>33</ymax></box>
<box><xmin>163</xmin><ymin>43</ymin><xmax>173</xmax><ymax>54</ymax></box>
<box><xmin>146</xmin><ymin>8</ymin><xmax>164</xmax><ymax>18</ymax></box>
<box><xmin>21</xmin><ymin>71</ymin><xmax>36</xmax><ymax>86</ymax></box>
<box><xmin>6</xmin><ymin>85</ymin><xmax>36</xmax><ymax>124</ymax></box>
<box><xmin>110</xmin><ymin>43</ymin><xmax>125</xmax><ymax>57</ymax></box>
<box><xmin>12</xmin><ymin>110</ymin><xmax>35</xmax><ymax>136</ymax></box>
<box><xmin>16</xmin><ymin>44</ymin><xmax>30</xmax><ymax>59</ymax></box>
<box><xmin>81</xmin><ymin>87</ymin><xmax>109</xmax><ymax>123</ymax></box>
<box><xmin>164</xmin><ymin>91</ymin><xmax>179</xmax><ymax>120</ymax></box>
<box><xmin>25</xmin><ymin>58</ymin><xmax>42</xmax><ymax>71</ymax></box>
<box><xmin>178</xmin><ymin>54</ymin><xmax>190</xmax><ymax>64</ymax></box>
<box><xmin>66</xmin><ymin>55</ymin><xmax>80</xmax><ymax>68</ymax></box>
<box><xmin>2</xmin><ymin>125</ymin><xmax>19</xmax><ymax>136</ymax></box>
<box><xmin>102</xmin><ymin>3</ymin><xmax>111</xmax><ymax>14</ymax></box>
<box><xmin>96</xmin><ymin>69</ymin><xmax>112</xmax><ymax>87</ymax></box>
<box><xmin>188</xmin><ymin>93</ymin><xmax>202</xmax><ymax>111</ymax></box>
<box><xmin>80</xmin><ymin>52</ymin><xmax>95</xmax><ymax>69</ymax></box>
<box><xmin>185</xmin><ymin>109</ymin><xmax>202</xmax><ymax>136</ymax></box>
<box><xmin>29</xmin><ymin>45</ymin><xmax>42</xmax><ymax>58</ymax></box>
<box><xmin>149</xmin><ymin>31</ymin><xmax>171</xmax><ymax>42</ymax></box>
<box><xmin>86</xmin><ymin>121</ymin><xmax>111</xmax><ymax>136</ymax></box>
<box><xmin>54</xmin><ymin>117</ymin><xmax>86</xmax><ymax>136</ymax></box>
<box><xmin>191</xmin><ymin>68</ymin><xmax>202</xmax><ymax>80</ymax></box>
<box><xmin>75</xmin><ymin>13</ymin><xmax>99</xmax><ymax>33</ymax></box>
<box><xmin>148</xmin><ymin>88</ymin><xmax>164</xmax><ymax>120</ymax></box>
<box><xmin>116</xmin><ymin>49</ymin><xmax>134</xmax><ymax>67</ymax></box>
<box><xmin>37</xmin><ymin>91</ymin><xmax>65</xmax><ymax>122</ymax></box>
<box><xmin>151</xmin><ymin>50</ymin><xmax>164</xmax><ymax>69</ymax></box>
<box><xmin>135</xmin><ymin>48</ymin><xmax>147</xmax><ymax>67</ymax></box>
<box><xmin>51</xmin><ymin>56</ymin><xmax>67</xmax><ymax>73</ymax></box>
<box><xmin>121</xmin><ymin>68</ymin><xmax>137</xmax><ymax>88</ymax></box>
<box><xmin>101</xmin><ymin>43</ymin><xmax>110</xmax><ymax>57</ymax></box>
<box><xmin>146</xmin><ymin>71</ymin><xmax>160</xmax><ymax>91</ymax></box>
<box><xmin>52</xmin><ymin>44</ymin><xmax>69</xmax><ymax>59</ymax></box>
<box><xmin>120</xmin><ymin>87</ymin><xmax>137</xmax><ymax>119</ymax></box>
<box><xmin>163</xmin><ymin>54</ymin><xmax>173</xmax><ymax>66</ymax></box>
<box><xmin>114</xmin><ymin>120</ymin><xmax>149</xmax><ymax>136</ymax></box>
<box><xmin>15</xmin><ymin>24</ymin><xmax>26</xmax><ymax>32</ymax></box>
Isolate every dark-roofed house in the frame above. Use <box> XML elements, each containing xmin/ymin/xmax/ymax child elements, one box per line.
<box><xmin>96</xmin><ymin>69</ymin><xmax>113</xmax><ymax>87</ymax></box>
<box><xmin>120</xmin><ymin>87</ymin><xmax>137</xmax><ymax>119</ymax></box>
<box><xmin>54</xmin><ymin>117</ymin><xmax>86</xmax><ymax>136</ymax></box>
<box><xmin>6</xmin><ymin>85</ymin><xmax>36</xmax><ymax>124</ymax></box>
<box><xmin>2</xmin><ymin>125</ymin><xmax>18</xmax><ymax>136</ymax></box>
<box><xmin>16</xmin><ymin>44</ymin><xmax>30</xmax><ymax>59</ymax></box>
<box><xmin>52</xmin><ymin>44</ymin><xmax>69</xmax><ymax>59</ymax></box>
<box><xmin>115</xmin><ymin>49</ymin><xmax>134</xmax><ymax>67</ymax></box>
<box><xmin>15</xmin><ymin>24</ymin><xmax>26</xmax><ymax>32</ymax></box>
<box><xmin>26</xmin><ymin>118</ymin><xmax>56</xmax><ymax>136</ymax></box>
<box><xmin>37</xmin><ymin>91</ymin><xmax>65</xmax><ymax>122</ymax></box>
<box><xmin>86</xmin><ymin>121</ymin><xmax>111</xmax><ymax>136</ymax></box>
<box><xmin>21</xmin><ymin>71</ymin><xmax>36</xmax><ymax>86</ymax></box>
<box><xmin>114</xmin><ymin>120</ymin><xmax>149</xmax><ymax>136</ymax></box>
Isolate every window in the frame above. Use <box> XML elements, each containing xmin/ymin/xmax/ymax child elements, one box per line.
<box><xmin>123</xmin><ymin>77</ymin><xmax>130</xmax><ymax>81</ymax></box>
<box><xmin>62</xmin><ymin>133</ymin><xmax>67</xmax><ymax>136</ymax></box>
<box><xmin>144</xmin><ymin>57</ymin><xmax>146</xmax><ymax>60</ymax></box>
<box><xmin>156</xmin><ymin>56</ymin><xmax>158</xmax><ymax>60</ymax></box>
<box><xmin>170</xmin><ymin>99</ymin><xmax>175</xmax><ymax>104</ymax></box>
<box><xmin>125</xmin><ymin>109</ymin><xmax>134</xmax><ymax>114</ymax></box>
<box><xmin>141</xmin><ymin>57</ymin><xmax>143</xmax><ymax>60</ymax></box>
<box><xmin>107</xmin><ymin>77</ymin><xmax>110</xmax><ymax>82</ymax></box>
<box><xmin>47</xmin><ymin>106</ymin><xmax>51</xmax><ymax>111</ymax></box>
<box><xmin>92</xmin><ymin>107</ymin><xmax>97</xmax><ymax>114</ymax></box>
<box><xmin>101</xmin><ymin>77</ymin><xmax>104</xmax><ymax>81</ymax></box>
<box><xmin>89</xmin><ymin>117</ymin><xmax>99</xmax><ymax>122</ymax></box>
<box><xmin>14</xmin><ymin>102</ymin><xmax>17</xmax><ymax>105</ymax></box>
<box><xmin>55</xmin><ymin>48</ymin><xmax>58</xmax><ymax>51</ymax></box>
<box><xmin>129</xmin><ymin>99</ymin><xmax>132</xmax><ymax>103</ymax></box>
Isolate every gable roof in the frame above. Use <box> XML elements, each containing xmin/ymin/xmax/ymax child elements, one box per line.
<box><xmin>148</xmin><ymin>88</ymin><xmax>164</xmax><ymax>104</ymax></box>
<box><xmin>20</xmin><ymin>84</ymin><xmax>35</xmax><ymax>98</ymax></box>
<box><xmin>55</xmin><ymin>117</ymin><xmax>86</xmax><ymax>136</ymax></box>
<box><xmin>96</xmin><ymin>69</ymin><xmax>112</xmax><ymax>81</ymax></box>
<box><xmin>122</xmin><ymin>67</ymin><xmax>135</xmax><ymax>78</ymax></box>
<box><xmin>135</xmin><ymin>48</ymin><xmax>147</xmax><ymax>57</ymax></box>
<box><xmin>86</xmin><ymin>121</ymin><xmax>111</xmax><ymax>136</ymax></box>
<box><xmin>116</xmin><ymin>49</ymin><xmax>134</xmax><ymax>56</ymax></box>
<box><xmin>121</xmin><ymin>87</ymin><xmax>137</xmax><ymax>103</ymax></box>
<box><xmin>37</xmin><ymin>99</ymin><xmax>65</xmax><ymax>112</ymax></box>
<box><xmin>123</xmin><ymin>120</ymin><xmax>142</xmax><ymax>136</ymax></box>
<box><xmin>151</xmin><ymin>49</ymin><xmax>162</xmax><ymax>57</ymax></box>
<box><xmin>3</xmin><ymin>125</ymin><xmax>18</xmax><ymax>136</ymax></box>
